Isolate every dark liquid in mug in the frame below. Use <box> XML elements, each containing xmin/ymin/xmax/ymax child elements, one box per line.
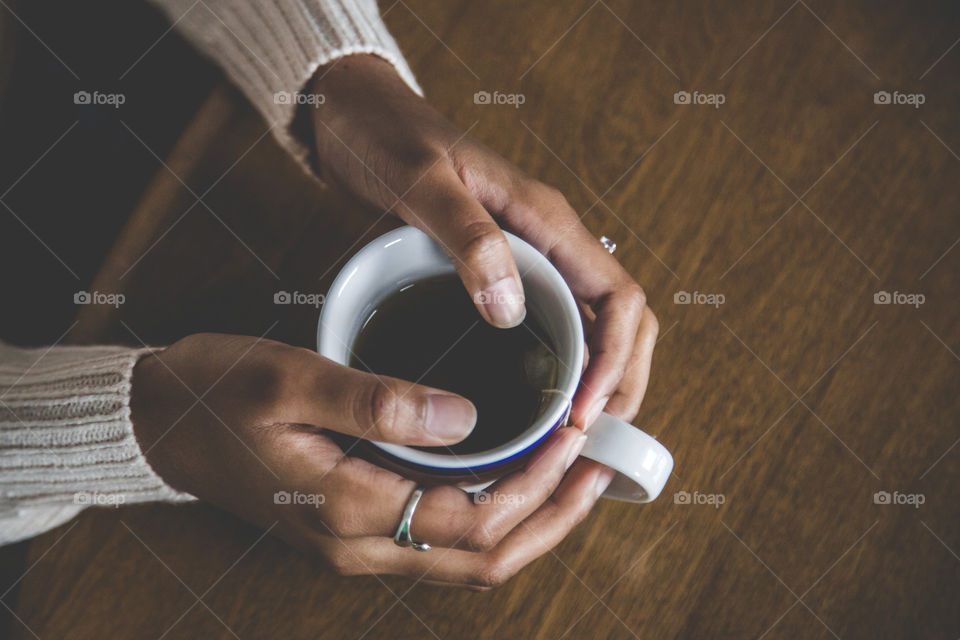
<box><xmin>350</xmin><ymin>274</ymin><xmax>553</xmax><ymax>454</ymax></box>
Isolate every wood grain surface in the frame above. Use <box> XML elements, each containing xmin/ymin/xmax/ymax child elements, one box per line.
<box><xmin>5</xmin><ymin>1</ymin><xmax>960</xmax><ymax>638</ymax></box>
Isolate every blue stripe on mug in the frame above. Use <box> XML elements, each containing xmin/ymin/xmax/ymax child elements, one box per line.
<box><xmin>371</xmin><ymin>415</ymin><xmax>565</xmax><ymax>475</ymax></box>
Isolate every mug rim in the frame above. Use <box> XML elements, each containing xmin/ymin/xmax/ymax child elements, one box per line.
<box><xmin>317</xmin><ymin>225</ymin><xmax>584</xmax><ymax>472</ymax></box>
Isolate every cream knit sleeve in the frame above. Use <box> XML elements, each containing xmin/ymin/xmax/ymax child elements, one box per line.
<box><xmin>0</xmin><ymin>1</ymin><xmax>420</xmax><ymax>545</ymax></box>
<box><xmin>0</xmin><ymin>342</ymin><xmax>194</xmax><ymax>545</ymax></box>
<box><xmin>148</xmin><ymin>0</ymin><xmax>423</xmax><ymax>170</ymax></box>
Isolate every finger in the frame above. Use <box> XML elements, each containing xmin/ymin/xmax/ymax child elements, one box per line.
<box><xmin>405</xmin><ymin>427</ymin><xmax>587</xmax><ymax>550</ymax></box>
<box><xmin>603</xmin><ymin>306</ymin><xmax>658</xmax><ymax>422</ymax></box>
<box><xmin>398</xmin><ymin>165</ymin><xmax>526</xmax><ymax>328</ymax></box>
<box><xmin>281</xmin><ymin>354</ymin><xmax>477</xmax><ymax>445</ymax></box>
<box><xmin>311</xmin><ymin>427</ymin><xmax>587</xmax><ymax>550</ymax></box>
<box><xmin>496</xmin><ymin>182</ymin><xmax>648</xmax><ymax>429</ymax></box>
<box><xmin>419</xmin><ymin>579</ymin><xmax>486</xmax><ymax>590</ymax></box>
<box><xmin>323</xmin><ymin>460</ymin><xmax>615</xmax><ymax>587</ymax></box>
<box><xmin>571</xmin><ymin>283</ymin><xmax>646</xmax><ymax>430</ymax></box>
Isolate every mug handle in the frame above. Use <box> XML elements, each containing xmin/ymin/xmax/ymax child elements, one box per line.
<box><xmin>578</xmin><ymin>413</ymin><xmax>674</xmax><ymax>503</ymax></box>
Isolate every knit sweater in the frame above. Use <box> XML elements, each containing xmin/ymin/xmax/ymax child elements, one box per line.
<box><xmin>149</xmin><ymin>0</ymin><xmax>422</xmax><ymax>168</ymax></box>
<box><xmin>0</xmin><ymin>0</ymin><xmax>420</xmax><ymax>545</ymax></box>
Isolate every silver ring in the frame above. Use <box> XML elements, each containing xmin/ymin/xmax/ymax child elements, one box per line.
<box><xmin>394</xmin><ymin>486</ymin><xmax>431</xmax><ymax>551</ymax></box>
<box><xmin>600</xmin><ymin>235</ymin><xmax>617</xmax><ymax>254</ymax></box>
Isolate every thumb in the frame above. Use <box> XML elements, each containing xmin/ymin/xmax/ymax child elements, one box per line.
<box><xmin>293</xmin><ymin>358</ymin><xmax>477</xmax><ymax>446</ymax></box>
<box><xmin>399</xmin><ymin>166</ymin><xmax>527</xmax><ymax>328</ymax></box>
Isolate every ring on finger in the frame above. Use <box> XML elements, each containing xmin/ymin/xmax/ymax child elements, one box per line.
<box><xmin>393</xmin><ymin>486</ymin><xmax>431</xmax><ymax>551</ymax></box>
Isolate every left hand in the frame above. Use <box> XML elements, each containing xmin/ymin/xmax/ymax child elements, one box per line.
<box><xmin>131</xmin><ymin>333</ymin><xmax>614</xmax><ymax>588</ymax></box>
<box><xmin>308</xmin><ymin>54</ymin><xmax>659</xmax><ymax>428</ymax></box>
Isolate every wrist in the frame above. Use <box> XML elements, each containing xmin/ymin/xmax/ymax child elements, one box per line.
<box><xmin>130</xmin><ymin>351</ymin><xmax>174</xmax><ymax>483</ymax></box>
<box><xmin>312</xmin><ymin>53</ymin><xmax>395</xmax><ymax>88</ymax></box>
<box><xmin>307</xmin><ymin>54</ymin><xmax>432</xmax><ymax>166</ymax></box>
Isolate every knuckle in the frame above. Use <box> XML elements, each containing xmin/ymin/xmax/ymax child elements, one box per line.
<box><xmin>556</xmin><ymin>507</ymin><xmax>593</xmax><ymax>542</ymax></box>
<box><xmin>530</xmin><ymin>182</ymin><xmax>564</xmax><ymax>205</ymax></box>
<box><xmin>542</xmin><ymin>184</ymin><xmax>564</xmax><ymax>201</ymax></box>
<box><xmin>403</xmin><ymin>145</ymin><xmax>449</xmax><ymax>174</ymax></box>
<box><xmin>573</xmin><ymin>491</ymin><xmax>598</xmax><ymax>525</ymax></box>
<box><xmin>242</xmin><ymin>355</ymin><xmax>290</xmax><ymax>411</ymax></box>
<box><xmin>518</xmin><ymin>180</ymin><xmax>575</xmax><ymax>218</ymax></box>
<box><xmin>458</xmin><ymin>221</ymin><xmax>510</xmax><ymax>268</ymax></box>
<box><xmin>319</xmin><ymin>504</ymin><xmax>359</xmax><ymax>538</ymax></box>
<box><xmin>612</xmin><ymin>361</ymin><xmax>629</xmax><ymax>383</ymax></box>
<box><xmin>518</xmin><ymin>180</ymin><xmax>561</xmax><ymax>205</ymax></box>
<box><xmin>456</xmin><ymin>156</ymin><xmax>498</xmax><ymax>201</ymax></box>
<box><xmin>544</xmin><ymin>187</ymin><xmax>573</xmax><ymax>213</ymax></box>
<box><xmin>464</xmin><ymin>517</ymin><xmax>503</xmax><ymax>552</ymax></box>
<box><xmin>358</xmin><ymin>382</ymin><xmax>407</xmax><ymax>439</ymax></box>
<box><xmin>620</xmin><ymin>283</ymin><xmax>647</xmax><ymax>312</ymax></box>
<box><xmin>389</xmin><ymin>146</ymin><xmax>450</xmax><ymax>193</ymax></box>
<box><xmin>544</xmin><ymin>218</ymin><xmax>583</xmax><ymax>264</ymax></box>
<box><xmin>325</xmin><ymin>547</ymin><xmax>360</xmax><ymax>576</ymax></box>
<box><xmin>569</xmin><ymin>491</ymin><xmax>603</xmax><ymax>532</ymax></box>
<box><xmin>473</xmin><ymin>556</ymin><xmax>515</xmax><ymax>588</ymax></box>
<box><xmin>645</xmin><ymin>307</ymin><xmax>660</xmax><ymax>339</ymax></box>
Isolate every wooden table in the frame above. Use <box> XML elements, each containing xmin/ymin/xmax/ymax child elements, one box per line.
<box><xmin>6</xmin><ymin>1</ymin><xmax>960</xmax><ymax>637</ymax></box>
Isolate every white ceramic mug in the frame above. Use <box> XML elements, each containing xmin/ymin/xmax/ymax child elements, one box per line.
<box><xmin>317</xmin><ymin>226</ymin><xmax>673</xmax><ymax>502</ymax></box>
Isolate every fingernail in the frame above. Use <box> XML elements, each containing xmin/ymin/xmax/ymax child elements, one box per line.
<box><xmin>479</xmin><ymin>277</ymin><xmax>526</xmax><ymax>328</ymax></box>
<box><xmin>426</xmin><ymin>393</ymin><xmax>477</xmax><ymax>440</ymax></box>
<box><xmin>594</xmin><ymin>466</ymin><xmax>616</xmax><ymax>498</ymax></box>
<box><xmin>565</xmin><ymin>433</ymin><xmax>588</xmax><ymax>469</ymax></box>
<box><xmin>584</xmin><ymin>396</ymin><xmax>609</xmax><ymax>431</ymax></box>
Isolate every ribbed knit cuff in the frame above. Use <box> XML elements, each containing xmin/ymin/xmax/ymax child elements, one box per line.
<box><xmin>0</xmin><ymin>342</ymin><xmax>195</xmax><ymax>544</ymax></box>
<box><xmin>149</xmin><ymin>0</ymin><xmax>423</xmax><ymax>172</ymax></box>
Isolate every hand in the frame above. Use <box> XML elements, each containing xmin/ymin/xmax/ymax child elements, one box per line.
<box><xmin>309</xmin><ymin>55</ymin><xmax>659</xmax><ymax>429</ymax></box>
<box><xmin>131</xmin><ymin>333</ymin><xmax>615</xmax><ymax>588</ymax></box>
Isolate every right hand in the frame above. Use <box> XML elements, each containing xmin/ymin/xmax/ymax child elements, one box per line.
<box><xmin>309</xmin><ymin>56</ymin><xmax>659</xmax><ymax>430</ymax></box>
<box><xmin>130</xmin><ymin>333</ymin><xmax>616</xmax><ymax>588</ymax></box>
